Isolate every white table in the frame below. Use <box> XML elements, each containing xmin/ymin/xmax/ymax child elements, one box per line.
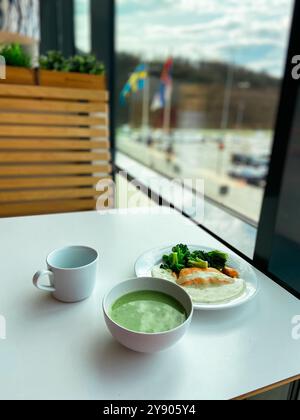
<box><xmin>0</xmin><ymin>209</ymin><xmax>299</xmax><ymax>400</ymax></box>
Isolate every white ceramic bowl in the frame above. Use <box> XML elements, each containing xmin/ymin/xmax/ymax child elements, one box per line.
<box><xmin>103</xmin><ymin>277</ymin><xmax>193</xmax><ymax>353</ymax></box>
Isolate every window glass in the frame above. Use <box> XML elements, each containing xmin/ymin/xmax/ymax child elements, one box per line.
<box><xmin>74</xmin><ymin>0</ymin><xmax>91</xmax><ymax>53</ymax></box>
<box><xmin>115</xmin><ymin>0</ymin><xmax>293</xmax><ymax>224</ymax></box>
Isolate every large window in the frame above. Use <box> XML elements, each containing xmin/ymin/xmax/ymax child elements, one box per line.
<box><xmin>115</xmin><ymin>0</ymin><xmax>294</xmax><ymax>224</ymax></box>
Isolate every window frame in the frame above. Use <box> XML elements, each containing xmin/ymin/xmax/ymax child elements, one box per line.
<box><xmin>39</xmin><ymin>0</ymin><xmax>75</xmax><ymax>56</ymax></box>
<box><xmin>254</xmin><ymin>1</ymin><xmax>300</xmax><ymax>298</ymax></box>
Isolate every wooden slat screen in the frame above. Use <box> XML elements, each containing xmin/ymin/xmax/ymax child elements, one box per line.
<box><xmin>0</xmin><ymin>84</ymin><xmax>111</xmax><ymax>217</ymax></box>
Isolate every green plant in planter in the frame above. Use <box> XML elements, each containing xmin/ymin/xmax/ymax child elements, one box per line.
<box><xmin>39</xmin><ymin>51</ymin><xmax>105</xmax><ymax>75</ymax></box>
<box><xmin>0</xmin><ymin>43</ymin><xmax>31</xmax><ymax>68</ymax></box>
<box><xmin>39</xmin><ymin>51</ymin><xmax>65</xmax><ymax>71</ymax></box>
<box><xmin>62</xmin><ymin>54</ymin><xmax>105</xmax><ymax>75</ymax></box>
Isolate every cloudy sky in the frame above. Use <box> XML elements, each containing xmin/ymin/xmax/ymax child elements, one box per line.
<box><xmin>116</xmin><ymin>0</ymin><xmax>294</xmax><ymax>77</ymax></box>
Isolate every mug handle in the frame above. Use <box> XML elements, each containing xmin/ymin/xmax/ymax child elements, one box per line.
<box><xmin>33</xmin><ymin>270</ymin><xmax>56</xmax><ymax>292</ymax></box>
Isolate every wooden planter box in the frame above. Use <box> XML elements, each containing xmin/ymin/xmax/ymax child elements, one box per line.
<box><xmin>39</xmin><ymin>69</ymin><xmax>106</xmax><ymax>90</ymax></box>
<box><xmin>0</xmin><ymin>67</ymin><xmax>106</xmax><ymax>90</ymax></box>
<box><xmin>1</xmin><ymin>66</ymin><xmax>35</xmax><ymax>85</ymax></box>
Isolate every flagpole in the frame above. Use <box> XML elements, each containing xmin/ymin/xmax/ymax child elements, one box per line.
<box><xmin>129</xmin><ymin>95</ymin><xmax>135</xmax><ymax>129</ymax></box>
<box><xmin>142</xmin><ymin>64</ymin><xmax>150</xmax><ymax>130</ymax></box>
<box><xmin>163</xmin><ymin>83</ymin><xmax>172</xmax><ymax>135</ymax></box>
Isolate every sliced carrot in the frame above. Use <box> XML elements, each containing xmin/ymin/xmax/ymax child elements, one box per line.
<box><xmin>223</xmin><ymin>266</ymin><xmax>239</xmax><ymax>278</ymax></box>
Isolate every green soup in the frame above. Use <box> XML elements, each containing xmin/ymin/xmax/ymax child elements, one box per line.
<box><xmin>110</xmin><ymin>290</ymin><xmax>187</xmax><ymax>333</ymax></box>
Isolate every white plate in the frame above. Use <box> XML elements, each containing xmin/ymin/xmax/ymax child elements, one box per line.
<box><xmin>135</xmin><ymin>245</ymin><xmax>259</xmax><ymax>310</ymax></box>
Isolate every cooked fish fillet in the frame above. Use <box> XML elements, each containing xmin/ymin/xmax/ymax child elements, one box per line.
<box><xmin>177</xmin><ymin>267</ymin><xmax>234</xmax><ymax>286</ymax></box>
<box><xmin>151</xmin><ymin>265</ymin><xmax>246</xmax><ymax>304</ymax></box>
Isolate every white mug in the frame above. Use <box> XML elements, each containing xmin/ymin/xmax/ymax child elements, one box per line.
<box><xmin>33</xmin><ymin>246</ymin><xmax>98</xmax><ymax>303</ymax></box>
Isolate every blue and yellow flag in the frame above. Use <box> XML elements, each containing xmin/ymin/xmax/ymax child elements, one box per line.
<box><xmin>120</xmin><ymin>64</ymin><xmax>148</xmax><ymax>104</ymax></box>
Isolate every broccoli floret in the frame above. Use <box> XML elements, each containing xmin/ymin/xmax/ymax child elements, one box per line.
<box><xmin>172</xmin><ymin>243</ymin><xmax>189</xmax><ymax>255</ymax></box>
<box><xmin>189</xmin><ymin>249</ymin><xmax>228</xmax><ymax>270</ymax></box>
<box><xmin>160</xmin><ymin>245</ymin><xmax>228</xmax><ymax>274</ymax></box>
<box><xmin>172</xmin><ymin>244</ymin><xmax>190</xmax><ymax>264</ymax></box>
<box><xmin>190</xmin><ymin>250</ymin><xmax>207</xmax><ymax>261</ymax></box>
<box><xmin>187</xmin><ymin>258</ymin><xmax>209</xmax><ymax>269</ymax></box>
<box><xmin>161</xmin><ymin>244</ymin><xmax>190</xmax><ymax>274</ymax></box>
<box><xmin>171</xmin><ymin>252</ymin><xmax>178</xmax><ymax>265</ymax></box>
<box><xmin>205</xmin><ymin>250</ymin><xmax>228</xmax><ymax>270</ymax></box>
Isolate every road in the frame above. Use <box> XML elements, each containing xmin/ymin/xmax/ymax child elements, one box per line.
<box><xmin>117</xmin><ymin>132</ymin><xmax>272</xmax><ymax>223</ymax></box>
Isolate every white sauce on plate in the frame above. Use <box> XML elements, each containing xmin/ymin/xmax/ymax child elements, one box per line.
<box><xmin>151</xmin><ymin>265</ymin><xmax>246</xmax><ymax>304</ymax></box>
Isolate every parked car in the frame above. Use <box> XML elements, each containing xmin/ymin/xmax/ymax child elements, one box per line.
<box><xmin>228</xmin><ymin>165</ymin><xmax>268</xmax><ymax>187</ymax></box>
<box><xmin>231</xmin><ymin>153</ymin><xmax>270</xmax><ymax>167</ymax></box>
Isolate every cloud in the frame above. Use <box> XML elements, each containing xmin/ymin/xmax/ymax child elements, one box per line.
<box><xmin>116</xmin><ymin>0</ymin><xmax>294</xmax><ymax>77</ymax></box>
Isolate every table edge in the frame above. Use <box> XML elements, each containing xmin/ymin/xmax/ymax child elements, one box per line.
<box><xmin>233</xmin><ymin>374</ymin><xmax>300</xmax><ymax>400</ymax></box>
